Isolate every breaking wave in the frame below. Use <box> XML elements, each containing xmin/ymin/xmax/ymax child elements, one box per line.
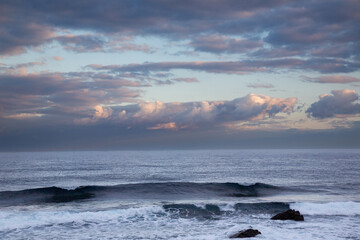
<box><xmin>290</xmin><ymin>201</ymin><xmax>360</xmax><ymax>216</ymax></box>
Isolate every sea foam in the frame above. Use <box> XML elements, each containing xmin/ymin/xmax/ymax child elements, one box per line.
<box><xmin>290</xmin><ymin>201</ymin><xmax>360</xmax><ymax>216</ymax></box>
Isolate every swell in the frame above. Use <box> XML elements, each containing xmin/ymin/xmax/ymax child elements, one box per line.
<box><xmin>0</xmin><ymin>182</ymin><xmax>282</xmax><ymax>206</ymax></box>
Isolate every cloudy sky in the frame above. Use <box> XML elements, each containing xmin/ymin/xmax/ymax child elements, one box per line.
<box><xmin>1</xmin><ymin>0</ymin><xmax>360</xmax><ymax>150</ymax></box>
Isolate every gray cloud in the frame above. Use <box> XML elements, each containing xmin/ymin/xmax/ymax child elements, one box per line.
<box><xmin>302</xmin><ymin>75</ymin><xmax>360</xmax><ymax>84</ymax></box>
<box><xmin>87</xmin><ymin>61</ymin><xmax>265</xmax><ymax>74</ymax></box>
<box><xmin>0</xmin><ymin>0</ymin><xmax>358</xmax><ymax>73</ymax></box>
<box><xmin>247</xmin><ymin>83</ymin><xmax>275</xmax><ymax>89</ymax></box>
<box><xmin>153</xmin><ymin>77</ymin><xmax>199</xmax><ymax>85</ymax></box>
<box><xmin>1</xmin><ymin>122</ymin><xmax>360</xmax><ymax>151</ymax></box>
<box><xmin>190</xmin><ymin>35</ymin><xmax>263</xmax><ymax>54</ymax></box>
<box><xmin>0</xmin><ymin>61</ymin><xmax>201</xmax><ymax>119</ymax></box>
<box><xmin>88</xmin><ymin>58</ymin><xmax>360</xmax><ymax>75</ymax></box>
<box><xmin>54</xmin><ymin>35</ymin><xmax>108</xmax><ymax>53</ymax></box>
<box><xmin>0</xmin><ymin>20</ymin><xmax>54</xmax><ymax>55</ymax></box>
<box><xmin>53</xmin><ymin>34</ymin><xmax>154</xmax><ymax>53</ymax></box>
<box><xmin>306</xmin><ymin>89</ymin><xmax>360</xmax><ymax>118</ymax></box>
<box><xmin>0</xmin><ymin>71</ymin><xmax>143</xmax><ymax>119</ymax></box>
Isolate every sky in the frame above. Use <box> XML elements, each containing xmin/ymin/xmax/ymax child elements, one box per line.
<box><xmin>0</xmin><ymin>0</ymin><xmax>360</xmax><ymax>151</ymax></box>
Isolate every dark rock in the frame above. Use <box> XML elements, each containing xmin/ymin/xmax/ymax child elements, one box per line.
<box><xmin>271</xmin><ymin>209</ymin><xmax>304</xmax><ymax>221</ymax></box>
<box><xmin>229</xmin><ymin>229</ymin><xmax>261</xmax><ymax>238</ymax></box>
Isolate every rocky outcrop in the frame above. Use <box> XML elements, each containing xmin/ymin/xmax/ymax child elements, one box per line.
<box><xmin>271</xmin><ymin>209</ymin><xmax>304</xmax><ymax>221</ymax></box>
<box><xmin>229</xmin><ymin>229</ymin><xmax>261</xmax><ymax>238</ymax></box>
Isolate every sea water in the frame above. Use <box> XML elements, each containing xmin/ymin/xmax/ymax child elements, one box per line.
<box><xmin>0</xmin><ymin>149</ymin><xmax>359</xmax><ymax>239</ymax></box>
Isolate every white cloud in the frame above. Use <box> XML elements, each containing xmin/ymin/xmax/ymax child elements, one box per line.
<box><xmin>94</xmin><ymin>105</ymin><xmax>112</xmax><ymax>119</ymax></box>
<box><xmin>115</xmin><ymin>94</ymin><xmax>297</xmax><ymax>129</ymax></box>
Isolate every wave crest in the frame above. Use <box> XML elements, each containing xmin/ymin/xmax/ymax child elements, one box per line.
<box><xmin>0</xmin><ymin>182</ymin><xmax>281</xmax><ymax>206</ymax></box>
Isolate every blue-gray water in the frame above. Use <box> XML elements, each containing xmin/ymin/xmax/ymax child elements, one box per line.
<box><xmin>0</xmin><ymin>149</ymin><xmax>359</xmax><ymax>239</ymax></box>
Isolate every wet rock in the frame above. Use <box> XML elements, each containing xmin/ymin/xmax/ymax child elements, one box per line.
<box><xmin>271</xmin><ymin>209</ymin><xmax>304</xmax><ymax>221</ymax></box>
<box><xmin>229</xmin><ymin>229</ymin><xmax>261</xmax><ymax>238</ymax></box>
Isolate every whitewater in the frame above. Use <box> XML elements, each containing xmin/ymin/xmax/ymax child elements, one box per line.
<box><xmin>0</xmin><ymin>149</ymin><xmax>359</xmax><ymax>239</ymax></box>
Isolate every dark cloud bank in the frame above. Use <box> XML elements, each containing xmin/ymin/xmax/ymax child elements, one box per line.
<box><xmin>1</xmin><ymin>0</ymin><xmax>359</xmax><ymax>68</ymax></box>
<box><xmin>1</xmin><ymin>123</ymin><xmax>360</xmax><ymax>151</ymax></box>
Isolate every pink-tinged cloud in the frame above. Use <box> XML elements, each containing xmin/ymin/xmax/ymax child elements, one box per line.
<box><xmin>303</xmin><ymin>75</ymin><xmax>360</xmax><ymax>84</ymax></box>
<box><xmin>113</xmin><ymin>94</ymin><xmax>297</xmax><ymax>129</ymax></box>
<box><xmin>94</xmin><ymin>105</ymin><xmax>113</xmax><ymax>119</ymax></box>
<box><xmin>247</xmin><ymin>83</ymin><xmax>274</xmax><ymax>89</ymax></box>
<box><xmin>74</xmin><ymin>105</ymin><xmax>113</xmax><ymax>124</ymax></box>
<box><xmin>148</xmin><ymin>122</ymin><xmax>178</xmax><ymax>130</ymax></box>
<box><xmin>4</xmin><ymin>113</ymin><xmax>44</xmax><ymax>119</ymax></box>
<box><xmin>307</xmin><ymin>89</ymin><xmax>360</xmax><ymax>118</ymax></box>
<box><xmin>0</xmin><ymin>62</ymin><xmax>45</xmax><ymax>76</ymax></box>
<box><xmin>53</xmin><ymin>56</ymin><xmax>64</xmax><ymax>61</ymax></box>
<box><xmin>0</xmin><ymin>21</ymin><xmax>56</xmax><ymax>55</ymax></box>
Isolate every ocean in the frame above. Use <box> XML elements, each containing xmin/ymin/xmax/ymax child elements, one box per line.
<box><xmin>0</xmin><ymin>149</ymin><xmax>359</xmax><ymax>239</ymax></box>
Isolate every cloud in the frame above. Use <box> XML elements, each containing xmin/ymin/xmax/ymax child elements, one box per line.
<box><xmin>53</xmin><ymin>56</ymin><xmax>64</xmax><ymax>61</ymax></box>
<box><xmin>0</xmin><ymin>20</ymin><xmax>56</xmax><ymax>55</ymax></box>
<box><xmin>113</xmin><ymin>94</ymin><xmax>297</xmax><ymax>129</ymax></box>
<box><xmin>144</xmin><ymin>77</ymin><xmax>198</xmax><ymax>85</ymax></box>
<box><xmin>302</xmin><ymin>75</ymin><xmax>360</xmax><ymax>84</ymax></box>
<box><xmin>0</xmin><ymin>0</ymin><xmax>359</xmax><ymax>74</ymax></box>
<box><xmin>0</xmin><ymin>64</ymin><xmax>202</xmax><ymax>121</ymax></box>
<box><xmin>88</xmin><ymin>58</ymin><xmax>360</xmax><ymax>75</ymax></box>
<box><xmin>190</xmin><ymin>35</ymin><xmax>262</xmax><ymax>54</ymax></box>
<box><xmin>54</xmin><ymin>34</ymin><xmax>107</xmax><ymax>52</ymax></box>
<box><xmin>4</xmin><ymin>113</ymin><xmax>44</xmax><ymax>119</ymax></box>
<box><xmin>173</xmin><ymin>78</ymin><xmax>198</xmax><ymax>83</ymax></box>
<box><xmin>153</xmin><ymin>77</ymin><xmax>199</xmax><ymax>85</ymax></box>
<box><xmin>0</xmin><ymin>62</ymin><xmax>45</xmax><ymax>76</ymax></box>
<box><xmin>306</xmin><ymin>89</ymin><xmax>360</xmax><ymax>118</ymax></box>
<box><xmin>148</xmin><ymin>122</ymin><xmax>178</xmax><ymax>130</ymax></box>
<box><xmin>74</xmin><ymin>105</ymin><xmax>113</xmax><ymax>124</ymax></box>
<box><xmin>0</xmin><ymin>71</ymin><xmax>142</xmax><ymax>120</ymax></box>
<box><xmin>94</xmin><ymin>105</ymin><xmax>113</xmax><ymax>119</ymax></box>
<box><xmin>0</xmin><ymin>7</ymin><xmax>153</xmax><ymax>55</ymax></box>
<box><xmin>87</xmin><ymin>61</ymin><xmax>264</xmax><ymax>75</ymax></box>
<box><xmin>2</xmin><ymin>92</ymin><xmax>296</xmax><ymax>133</ymax></box>
<box><xmin>247</xmin><ymin>83</ymin><xmax>274</xmax><ymax>89</ymax></box>
<box><xmin>0</xmin><ymin>0</ymin><xmax>285</xmax><ymax>40</ymax></box>
<box><xmin>2</xmin><ymin>121</ymin><xmax>360</xmax><ymax>151</ymax></box>
<box><xmin>53</xmin><ymin>34</ymin><xmax>154</xmax><ymax>53</ymax></box>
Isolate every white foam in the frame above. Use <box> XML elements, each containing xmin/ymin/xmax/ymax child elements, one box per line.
<box><xmin>220</xmin><ymin>203</ymin><xmax>236</xmax><ymax>212</ymax></box>
<box><xmin>0</xmin><ymin>205</ymin><xmax>165</xmax><ymax>231</ymax></box>
<box><xmin>290</xmin><ymin>201</ymin><xmax>360</xmax><ymax>216</ymax></box>
<box><xmin>1</xmin><ymin>202</ymin><xmax>360</xmax><ymax>239</ymax></box>
<box><xmin>1</xmin><ymin>205</ymin><xmax>360</xmax><ymax>240</ymax></box>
